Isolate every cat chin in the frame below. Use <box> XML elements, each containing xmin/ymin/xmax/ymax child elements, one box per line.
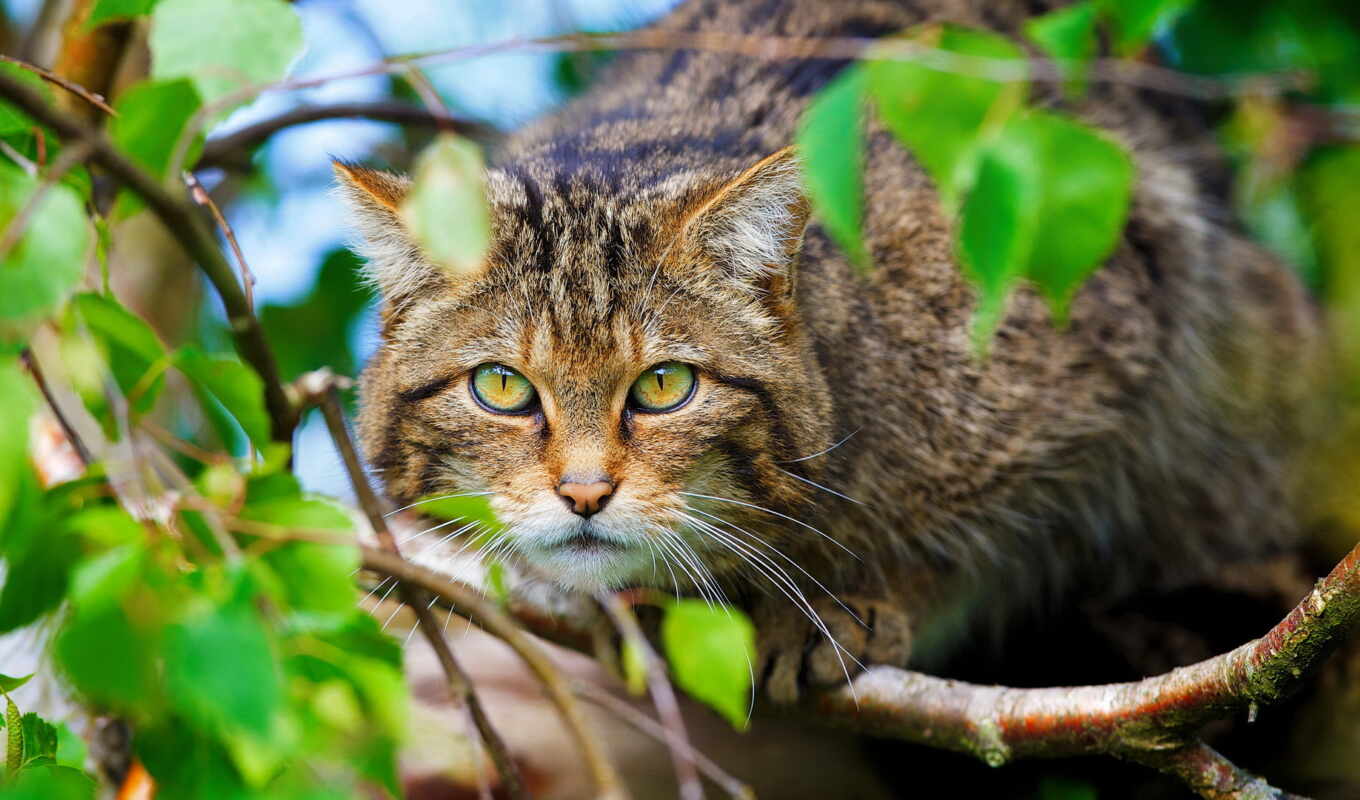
<box><xmin>518</xmin><ymin>541</ymin><xmax>657</xmax><ymax>594</ymax></box>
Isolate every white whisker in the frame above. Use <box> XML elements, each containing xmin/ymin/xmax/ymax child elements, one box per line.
<box><xmin>383</xmin><ymin>491</ymin><xmax>494</xmax><ymax>518</ymax></box>
<box><xmin>777</xmin><ymin>466</ymin><xmax>864</xmax><ymax>505</ymax></box>
<box><xmin>779</xmin><ymin>428</ymin><xmax>860</xmax><ymax>464</ymax></box>
<box><xmin>679</xmin><ymin>491</ymin><xmax>860</xmax><ymax>561</ymax></box>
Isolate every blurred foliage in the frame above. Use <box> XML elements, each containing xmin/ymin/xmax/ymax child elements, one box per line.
<box><xmin>0</xmin><ymin>0</ymin><xmax>1357</xmax><ymax>797</ymax></box>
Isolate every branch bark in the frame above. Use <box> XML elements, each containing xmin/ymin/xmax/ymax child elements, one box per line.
<box><xmin>0</xmin><ymin>69</ymin><xmax>298</xmax><ymax>444</ymax></box>
<box><xmin>197</xmin><ymin>102</ymin><xmax>498</xmax><ymax>170</ymax></box>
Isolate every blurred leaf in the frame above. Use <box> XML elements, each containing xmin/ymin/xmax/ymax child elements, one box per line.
<box><xmin>52</xmin><ymin>723</ymin><xmax>86</xmax><ymax>769</ymax></box>
<box><xmin>69</xmin><ymin>541</ymin><xmax>146</xmax><ymax>614</ymax></box>
<box><xmin>149</xmin><ymin>0</ymin><xmax>303</xmax><ymax>110</ymax></box>
<box><xmin>1103</xmin><ymin>0</ymin><xmax>1194</xmax><ymax>55</ymax></box>
<box><xmin>400</xmin><ymin>134</ymin><xmax>491</xmax><ymax>275</ymax></box>
<box><xmin>0</xmin><ymin>166</ymin><xmax>90</xmax><ymax>344</ymax></box>
<box><xmin>661</xmin><ymin>601</ymin><xmax>755</xmax><ymax>730</ymax></box>
<box><xmin>0</xmin><ymin>763</ymin><xmax>95</xmax><ymax>800</ymax></box>
<box><xmin>135</xmin><ymin>720</ymin><xmax>245</xmax><ymax>799</ymax></box>
<box><xmin>55</xmin><ymin>605</ymin><xmax>157</xmax><ymax>708</ymax></box>
<box><xmin>621</xmin><ymin>639</ymin><xmax>647</xmax><ymax>696</ymax></box>
<box><xmin>163</xmin><ymin>596</ymin><xmax>281</xmax><ymax>740</ymax></box>
<box><xmin>68</xmin><ymin>293</ymin><xmax>168</xmax><ymax>416</ymax></box>
<box><xmin>260</xmin><ymin>541</ymin><xmax>358</xmax><ymax>616</ymax></box>
<box><xmin>0</xmin><ymin>356</ymin><xmax>36</xmax><ymax>528</ymax></box>
<box><xmin>1038</xmin><ymin>776</ymin><xmax>1099</xmax><ymax>800</ymax></box>
<box><xmin>108</xmin><ymin>79</ymin><xmax>203</xmax><ymax>215</ymax></box>
<box><xmin>240</xmin><ymin>495</ymin><xmax>354</xmax><ymax>533</ymax></box>
<box><xmin>88</xmin><ymin>0</ymin><xmax>160</xmax><ymax>27</ymax></box>
<box><xmin>1025</xmin><ymin>1</ymin><xmax>1098</xmax><ymax>95</ymax></box>
<box><xmin>258</xmin><ymin>249</ymin><xmax>373</xmax><ymax>380</ymax></box>
<box><xmin>0</xmin><ymin>673</ymin><xmax>31</xmax><ymax>693</ymax></box>
<box><xmin>798</xmin><ymin>68</ymin><xmax>869</xmax><ymax>271</ymax></box>
<box><xmin>0</xmin><ymin>489</ymin><xmax>78</xmax><ymax>633</ymax></box>
<box><xmin>868</xmin><ymin>25</ymin><xmax>1027</xmax><ymax>203</ymax></box>
<box><xmin>415</xmin><ymin>493</ymin><xmax>500</xmax><ymax>530</ymax></box>
<box><xmin>485</xmin><ymin>560</ymin><xmax>509</xmax><ymax>607</ymax></box>
<box><xmin>175</xmin><ymin>346</ymin><xmax>271</xmax><ymax>453</ymax></box>
<box><xmin>0</xmin><ymin>64</ymin><xmax>51</xmax><ymax>136</ymax></box>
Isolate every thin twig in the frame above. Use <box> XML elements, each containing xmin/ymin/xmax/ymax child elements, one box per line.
<box><xmin>572</xmin><ymin>680</ymin><xmax>754</xmax><ymax>800</ymax></box>
<box><xmin>183</xmin><ymin>171</ymin><xmax>256</xmax><ymax>313</ymax></box>
<box><xmin>313</xmin><ymin>375</ymin><xmax>529</xmax><ymax>800</ymax></box>
<box><xmin>1127</xmin><ymin>741</ymin><xmax>1307</xmax><ymax>800</ymax></box>
<box><xmin>0</xmin><ymin>69</ymin><xmax>298</xmax><ymax>444</ymax></box>
<box><xmin>197</xmin><ymin>102</ymin><xmax>497</xmax><ymax>169</ymax></box>
<box><xmin>20</xmin><ymin>347</ymin><xmax>92</xmax><ymax>466</ymax></box>
<box><xmin>358</xmin><ymin>545</ymin><xmax>630</xmax><ymax>800</ymax></box>
<box><xmin>599</xmin><ymin>593</ymin><xmax>705</xmax><ymax>800</ymax></box>
<box><xmin>0</xmin><ymin>53</ymin><xmax>117</xmax><ymax>116</ymax></box>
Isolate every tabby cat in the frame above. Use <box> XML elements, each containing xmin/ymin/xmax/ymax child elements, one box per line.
<box><xmin>336</xmin><ymin>0</ymin><xmax>1323</xmax><ymax>701</ymax></box>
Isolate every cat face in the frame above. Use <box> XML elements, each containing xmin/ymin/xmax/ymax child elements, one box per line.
<box><xmin>338</xmin><ymin>149</ymin><xmax>835</xmax><ymax>592</ymax></box>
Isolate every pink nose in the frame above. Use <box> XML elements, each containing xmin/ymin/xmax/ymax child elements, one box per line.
<box><xmin>558</xmin><ymin>480</ymin><xmax>614</xmax><ymax>517</ymax></box>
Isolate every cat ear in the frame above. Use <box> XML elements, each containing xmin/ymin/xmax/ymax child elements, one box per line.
<box><xmin>332</xmin><ymin>161</ymin><xmax>449</xmax><ymax>307</ymax></box>
<box><xmin>682</xmin><ymin>146</ymin><xmax>810</xmax><ymax>294</ymax></box>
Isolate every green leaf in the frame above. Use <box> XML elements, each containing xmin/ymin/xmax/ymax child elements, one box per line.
<box><xmin>0</xmin><ymin>64</ymin><xmax>51</xmax><ymax>136</ymax></box>
<box><xmin>258</xmin><ymin>249</ymin><xmax>373</xmax><ymax>380</ymax></box>
<box><xmin>0</xmin><ymin>166</ymin><xmax>90</xmax><ymax>344</ymax></box>
<box><xmin>1025</xmin><ymin>1</ymin><xmax>1099</xmax><ymax>96</ymax></box>
<box><xmin>957</xmin><ymin>130</ymin><xmax>1042</xmax><ymax>351</ymax></box>
<box><xmin>0</xmin><ymin>357</ymin><xmax>36</xmax><ymax>528</ymax></box>
<box><xmin>0</xmin><ymin>674</ymin><xmax>32</xmax><ymax>694</ymax></box>
<box><xmin>19</xmin><ymin>713</ymin><xmax>57</xmax><ymax>765</ymax></box>
<box><xmin>1</xmin><ymin>763</ymin><xmax>95</xmax><ymax>800</ymax></box>
<box><xmin>108</xmin><ymin>79</ymin><xmax>203</xmax><ymax>215</ymax></box>
<box><xmin>867</xmin><ymin>25</ymin><xmax>1028</xmax><ymax>203</ymax></box>
<box><xmin>175</xmin><ymin>346</ymin><xmax>271</xmax><ymax>452</ymax></box>
<box><xmin>260</xmin><ymin>541</ymin><xmax>358</xmax><ymax>616</ymax></box>
<box><xmin>485</xmin><ymin>559</ymin><xmax>509</xmax><ymax>607</ymax></box>
<box><xmin>163</xmin><ymin>600</ymin><xmax>281</xmax><ymax>739</ymax></box>
<box><xmin>400</xmin><ymin>134</ymin><xmax>492</xmax><ymax>276</ymax></box>
<box><xmin>797</xmin><ymin>68</ymin><xmax>869</xmax><ymax>271</ymax></box>
<box><xmin>415</xmin><ymin>493</ymin><xmax>501</xmax><ymax>530</ymax></box>
<box><xmin>68</xmin><ymin>293</ymin><xmax>169</xmax><ymax>415</ymax></box>
<box><xmin>55</xmin><ymin>605</ymin><xmax>157</xmax><ymax>708</ymax></box>
<box><xmin>1103</xmin><ymin>0</ymin><xmax>1194</xmax><ymax>55</ymax></box>
<box><xmin>149</xmin><ymin>0</ymin><xmax>303</xmax><ymax>110</ymax></box>
<box><xmin>661</xmin><ymin>600</ymin><xmax>755</xmax><ymax>730</ymax></box>
<box><xmin>240</xmin><ymin>495</ymin><xmax>354</xmax><ymax>532</ymax></box>
<box><xmin>53</xmin><ymin>723</ymin><xmax>86</xmax><ymax>770</ymax></box>
<box><xmin>1007</xmin><ymin>111</ymin><xmax>1134</xmax><ymax>321</ymax></box>
<box><xmin>621</xmin><ymin>639</ymin><xmax>647</xmax><ymax>696</ymax></box>
<box><xmin>69</xmin><ymin>542</ymin><xmax>146</xmax><ymax>614</ymax></box>
<box><xmin>0</xmin><ymin>489</ymin><xmax>79</xmax><ymax>633</ymax></box>
<box><xmin>88</xmin><ymin>0</ymin><xmax>161</xmax><ymax>28</ymax></box>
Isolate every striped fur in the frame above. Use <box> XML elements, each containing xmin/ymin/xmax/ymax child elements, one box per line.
<box><xmin>339</xmin><ymin>0</ymin><xmax>1327</xmax><ymax>690</ymax></box>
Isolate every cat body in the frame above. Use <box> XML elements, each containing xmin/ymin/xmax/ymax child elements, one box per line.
<box><xmin>338</xmin><ymin>0</ymin><xmax>1322</xmax><ymax>699</ymax></box>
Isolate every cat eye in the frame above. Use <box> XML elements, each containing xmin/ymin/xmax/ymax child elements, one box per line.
<box><xmin>628</xmin><ymin>362</ymin><xmax>696</xmax><ymax>412</ymax></box>
<box><xmin>471</xmin><ymin>363</ymin><xmax>538</xmax><ymax>414</ymax></box>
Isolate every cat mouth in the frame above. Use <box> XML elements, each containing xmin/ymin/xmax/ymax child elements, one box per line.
<box><xmin>559</xmin><ymin>529</ymin><xmax>619</xmax><ymax>553</ymax></box>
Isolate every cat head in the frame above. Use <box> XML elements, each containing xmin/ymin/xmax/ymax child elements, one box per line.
<box><xmin>336</xmin><ymin>148</ymin><xmax>836</xmax><ymax>592</ymax></box>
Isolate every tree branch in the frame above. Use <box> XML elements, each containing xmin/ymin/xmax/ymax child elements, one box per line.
<box><xmin>358</xmin><ymin>546</ymin><xmax>630</xmax><ymax>800</ymax></box>
<box><xmin>364</xmin><ymin>534</ymin><xmax>1360</xmax><ymax>800</ymax></box>
<box><xmin>307</xmin><ymin>373</ymin><xmax>529</xmax><ymax>800</ymax></box>
<box><xmin>197</xmin><ymin>102</ymin><xmax>498</xmax><ymax>170</ymax></box>
<box><xmin>0</xmin><ymin>69</ymin><xmax>298</xmax><ymax>444</ymax></box>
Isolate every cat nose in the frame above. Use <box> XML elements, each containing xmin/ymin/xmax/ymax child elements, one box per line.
<box><xmin>558</xmin><ymin>480</ymin><xmax>614</xmax><ymax>517</ymax></box>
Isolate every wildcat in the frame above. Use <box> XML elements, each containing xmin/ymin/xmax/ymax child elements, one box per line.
<box><xmin>335</xmin><ymin>0</ymin><xmax>1324</xmax><ymax>702</ymax></box>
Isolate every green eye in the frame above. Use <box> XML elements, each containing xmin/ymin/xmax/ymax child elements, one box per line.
<box><xmin>471</xmin><ymin>364</ymin><xmax>537</xmax><ymax>413</ymax></box>
<box><xmin>629</xmin><ymin>362</ymin><xmax>696</xmax><ymax>412</ymax></box>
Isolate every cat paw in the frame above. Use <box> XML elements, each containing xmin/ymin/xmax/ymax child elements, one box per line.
<box><xmin>753</xmin><ymin>595</ymin><xmax>912</xmax><ymax>704</ymax></box>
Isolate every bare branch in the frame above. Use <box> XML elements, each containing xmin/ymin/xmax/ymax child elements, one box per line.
<box><xmin>0</xmin><ymin>53</ymin><xmax>116</xmax><ymax>116</ymax></box>
<box><xmin>599</xmin><ymin>593</ymin><xmax>705</xmax><ymax>800</ymax></box>
<box><xmin>311</xmin><ymin>375</ymin><xmax>530</xmax><ymax>800</ymax></box>
<box><xmin>183</xmin><ymin>171</ymin><xmax>256</xmax><ymax>313</ymax></box>
<box><xmin>359</xmin><ymin>545</ymin><xmax>630</xmax><ymax>800</ymax></box>
<box><xmin>572</xmin><ymin>680</ymin><xmax>754</xmax><ymax>800</ymax></box>
<box><xmin>21</xmin><ymin>348</ymin><xmax>92</xmax><ymax>466</ymax></box>
<box><xmin>0</xmin><ymin>68</ymin><xmax>298</xmax><ymax>443</ymax></box>
<box><xmin>197</xmin><ymin>102</ymin><xmax>497</xmax><ymax>170</ymax></box>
